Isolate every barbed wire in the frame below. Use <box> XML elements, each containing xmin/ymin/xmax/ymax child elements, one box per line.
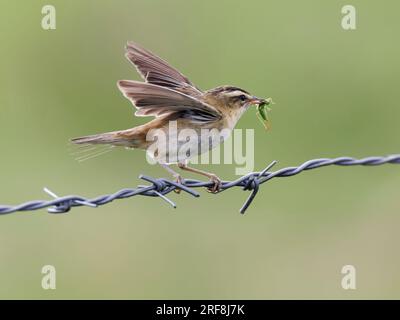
<box><xmin>0</xmin><ymin>154</ymin><xmax>399</xmax><ymax>215</ymax></box>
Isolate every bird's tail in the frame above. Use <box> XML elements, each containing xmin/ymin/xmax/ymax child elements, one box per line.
<box><xmin>69</xmin><ymin>130</ymin><xmax>143</xmax><ymax>162</ymax></box>
<box><xmin>71</xmin><ymin>127</ymin><xmax>150</xmax><ymax>149</ymax></box>
<box><xmin>71</xmin><ymin>131</ymin><xmax>126</xmax><ymax>146</ymax></box>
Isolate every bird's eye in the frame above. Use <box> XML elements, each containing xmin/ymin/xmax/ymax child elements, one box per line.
<box><xmin>238</xmin><ymin>95</ymin><xmax>247</xmax><ymax>101</ymax></box>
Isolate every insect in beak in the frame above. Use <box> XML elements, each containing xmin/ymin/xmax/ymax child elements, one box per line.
<box><xmin>254</xmin><ymin>97</ymin><xmax>274</xmax><ymax>130</ymax></box>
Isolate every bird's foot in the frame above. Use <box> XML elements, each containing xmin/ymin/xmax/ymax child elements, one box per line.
<box><xmin>173</xmin><ymin>174</ymin><xmax>184</xmax><ymax>194</ymax></box>
<box><xmin>206</xmin><ymin>174</ymin><xmax>222</xmax><ymax>193</ymax></box>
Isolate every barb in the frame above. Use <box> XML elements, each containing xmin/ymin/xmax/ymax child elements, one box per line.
<box><xmin>0</xmin><ymin>155</ymin><xmax>399</xmax><ymax>215</ymax></box>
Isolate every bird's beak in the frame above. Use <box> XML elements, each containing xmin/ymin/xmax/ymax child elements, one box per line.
<box><xmin>249</xmin><ymin>96</ymin><xmax>269</xmax><ymax>106</ymax></box>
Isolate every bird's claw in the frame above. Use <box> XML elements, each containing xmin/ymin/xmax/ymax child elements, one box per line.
<box><xmin>173</xmin><ymin>174</ymin><xmax>184</xmax><ymax>194</ymax></box>
<box><xmin>206</xmin><ymin>174</ymin><xmax>222</xmax><ymax>193</ymax></box>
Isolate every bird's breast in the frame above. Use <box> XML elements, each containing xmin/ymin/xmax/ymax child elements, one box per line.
<box><xmin>147</xmin><ymin>119</ymin><xmax>233</xmax><ymax>164</ymax></box>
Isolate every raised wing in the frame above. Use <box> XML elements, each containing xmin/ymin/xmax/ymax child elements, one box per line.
<box><xmin>117</xmin><ymin>80</ymin><xmax>221</xmax><ymax>123</ymax></box>
<box><xmin>125</xmin><ymin>41</ymin><xmax>202</xmax><ymax>97</ymax></box>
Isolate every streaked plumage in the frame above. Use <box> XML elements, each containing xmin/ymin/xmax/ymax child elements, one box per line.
<box><xmin>71</xmin><ymin>41</ymin><xmax>267</xmax><ymax>192</ymax></box>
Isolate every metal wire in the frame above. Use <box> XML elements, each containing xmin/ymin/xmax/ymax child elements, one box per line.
<box><xmin>0</xmin><ymin>155</ymin><xmax>399</xmax><ymax>215</ymax></box>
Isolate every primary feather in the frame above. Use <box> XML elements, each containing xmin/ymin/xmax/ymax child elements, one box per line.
<box><xmin>125</xmin><ymin>41</ymin><xmax>202</xmax><ymax>97</ymax></box>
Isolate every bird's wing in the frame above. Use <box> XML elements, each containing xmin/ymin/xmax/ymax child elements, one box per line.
<box><xmin>125</xmin><ymin>41</ymin><xmax>202</xmax><ymax>97</ymax></box>
<box><xmin>117</xmin><ymin>80</ymin><xmax>221</xmax><ymax>122</ymax></box>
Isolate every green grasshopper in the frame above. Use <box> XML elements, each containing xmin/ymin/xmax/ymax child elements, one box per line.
<box><xmin>256</xmin><ymin>97</ymin><xmax>274</xmax><ymax>130</ymax></box>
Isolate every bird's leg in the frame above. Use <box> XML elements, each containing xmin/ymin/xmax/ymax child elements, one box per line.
<box><xmin>177</xmin><ymin>162</ymin><xmax>222</xmax><ymax>193</ymax></box>
<box><xmin>160</xmin><ymin>163</ymin><xmax>184</xmax><ymax>194</ymax></box>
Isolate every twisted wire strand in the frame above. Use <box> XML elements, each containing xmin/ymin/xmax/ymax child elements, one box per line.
<box><xmin>0</xmin><ymin>155</ymin><xmax>399</xmax><ymax>215</ymax></box>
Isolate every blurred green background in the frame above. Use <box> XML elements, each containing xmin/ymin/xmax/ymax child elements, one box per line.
<box><xmin>0</xmin><ymin>0</ymin><xmax>399</xmax><ymax>299</ymax></box>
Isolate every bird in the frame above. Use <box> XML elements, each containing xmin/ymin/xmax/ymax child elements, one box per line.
<box><xmin>71</xmin><ymin>41</ymin><xmax>270</xmax><ymax>193</ymax></box>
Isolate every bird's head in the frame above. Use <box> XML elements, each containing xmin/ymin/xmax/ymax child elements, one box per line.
<box><xmin>205</xmin><ymin>85</ymin><xmax>267</xmax><ymax>111</ymax></box>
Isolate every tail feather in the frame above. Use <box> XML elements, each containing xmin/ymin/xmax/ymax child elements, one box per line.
<box><xmin>71</xmin><ymin>131</ymin><xmax>129</xmax><ymax>147</ymax></box>
<box><xmin>71</xmin><ymin>128</ymin><xmax>149</xmax><ymax>149</ymax></box>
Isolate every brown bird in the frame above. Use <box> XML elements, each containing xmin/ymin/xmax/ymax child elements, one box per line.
<box><xmin>71</xmin><ymin>41</ymin><xmax>269</xmax><ymax>192</ymax></box>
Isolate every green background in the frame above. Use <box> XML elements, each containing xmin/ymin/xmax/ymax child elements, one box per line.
<box><xmin>0</xmin><ymin>0</ymin><xmax>399</xmax><ymax>299</ymax></box>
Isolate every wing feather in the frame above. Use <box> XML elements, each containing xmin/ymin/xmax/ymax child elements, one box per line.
<box><xmin>125</xmin><ymin>41</ymin><xmax>202</xmax><ymax>96</ymax></box>
<box><xmin>117</xmin><ymin>80</ymin><xmax>221</xmax><ymax>122</ymax></box>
